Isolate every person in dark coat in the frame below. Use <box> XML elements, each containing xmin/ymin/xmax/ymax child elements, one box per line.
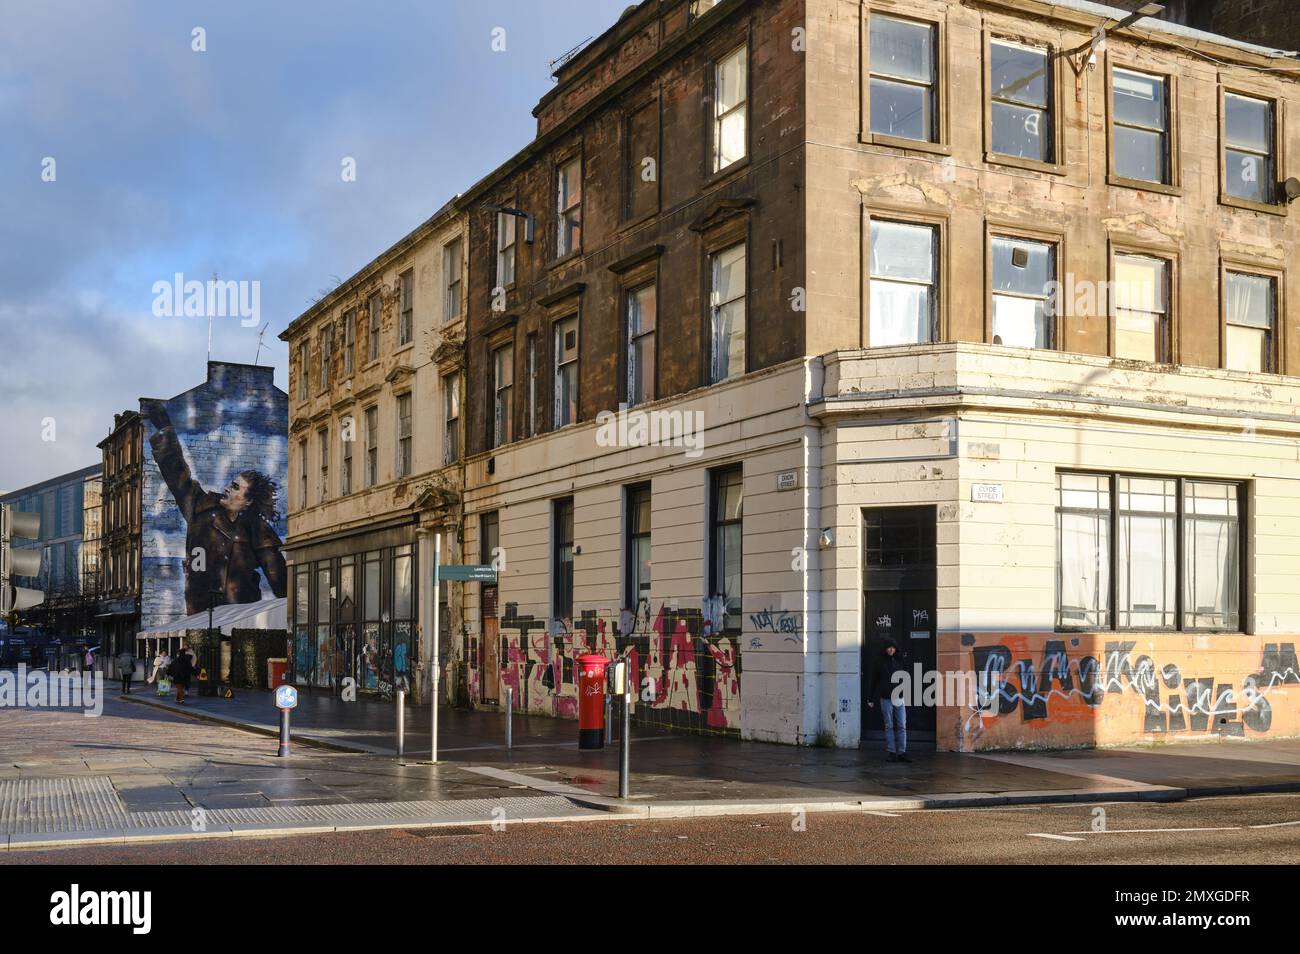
<box><xmin>867</xmin><ymin>637</ymin><xmax>911</xmax><ymax>762</ymax></box>
<box><xmin>116</xmin><ymin>649</ymin><xmax>135</xmax><ymax>695</ymax></box>
<box><xmin>142</xmin><ymin>400</ymin><xmax>288</xmax><ymax>614</ymax></box>
<box><xmin>170</xmin><ymin>646</ymin><xmax>196</xmax><ymax>703</ymax></box>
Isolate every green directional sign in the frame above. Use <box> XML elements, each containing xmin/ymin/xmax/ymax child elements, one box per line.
<box><xmin>437</xmin><ymin>564</ymin><xmax>498</xmax><ymax>583</ymax></box>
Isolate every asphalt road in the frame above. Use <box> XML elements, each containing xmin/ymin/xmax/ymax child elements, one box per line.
<box><xmin>6</xmin><ymin>793</ymin><xmax>1298</xmax><ymax>864</ymax></box>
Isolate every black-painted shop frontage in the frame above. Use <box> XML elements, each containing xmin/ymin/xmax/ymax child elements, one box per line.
<box><xmin>285</xmin><ymin>518</ymin><xmax>420</xmax><ymax>698</ymax></box>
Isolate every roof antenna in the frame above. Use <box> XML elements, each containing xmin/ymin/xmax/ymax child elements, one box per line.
<box><xmin>253</xmin><ymin>321</ymin><xmax>269</xmax><ymax>366</ymax></box>
<box><xmin>207</xmin><ymin>271</ymin><xmax>217</xmax><ymax>362</ymax></box>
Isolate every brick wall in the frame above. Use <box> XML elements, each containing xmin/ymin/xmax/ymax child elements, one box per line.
<box><xmin>1211</xmin><ymin>0</ymin><xmax>1300</xmax><ymax>51</ymax></box>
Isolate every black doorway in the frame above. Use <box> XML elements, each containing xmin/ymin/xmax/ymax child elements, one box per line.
<box><xmin>861</xmin><ymin>506</ymin><xmax>938</xmax><ymax>744</ymax></box>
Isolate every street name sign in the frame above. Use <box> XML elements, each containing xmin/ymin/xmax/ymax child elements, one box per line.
<box><xmin>437</xmin><ymin>564</ymin><xmax>498</xmax><ymax>583</ymax></box>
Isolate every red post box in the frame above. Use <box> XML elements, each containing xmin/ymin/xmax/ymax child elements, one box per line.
<box><xmin>577</xmin><ymin>654</ymin><xmax>609</xmax><ymax>750</ymax></box>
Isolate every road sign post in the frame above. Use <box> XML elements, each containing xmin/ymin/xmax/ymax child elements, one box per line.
<box><xmin>429</xmin><ymin>558</ymin><xmax>498</xmax><ymax>763</ymax></box>
<box><xmin>432</xmin><ymin>535</ymin><xmax>439</xmax><ymax>763</ymax></box>
<box><xmin>274</xmin><ymin>683</ymin><xmax>298</xmax><ymax>757</ymax></box>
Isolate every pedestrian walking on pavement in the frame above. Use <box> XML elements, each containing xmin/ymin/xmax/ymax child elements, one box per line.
<box><xmin>83</xmin><ymin>647</ymin><xmax>95</xmax><ymax>672</ymax></box>
<box><xmin>867</xmin><ymin>637</ymin><xmax>911</xmax><ymax>763</ymax></box>
<box><xmin>116</xmin><ymin>649</ymin><xmax>136</xmax><ymax>695</ymax></box>
<box><xmin>148</xmin><ymin>649</ymin><xmax>172</xmax><ymax>695</ymax></box>
<box><xmin>170</xmin><ymin>646</ymin><xmax>195</xmax><ymax>704</ymax></box>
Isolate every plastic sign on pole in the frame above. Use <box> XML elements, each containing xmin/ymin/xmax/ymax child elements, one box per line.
<box><xmin>436</xmin><ymin>564</ymin><xmax>498</xmax><ymax>583</ymax></box>
<box><xmin>275</xmin><ymin>684</ymin><xmax>299</xmax><ymax>710</ymax></box>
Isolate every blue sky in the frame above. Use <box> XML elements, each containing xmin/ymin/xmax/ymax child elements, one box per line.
<box><xmin>0</xmin><ymin>0</ymin><xmax>631</xmax><ymax>491</ymax></box>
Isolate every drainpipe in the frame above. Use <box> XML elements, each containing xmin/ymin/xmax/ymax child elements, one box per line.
<box><xmin>801</xmin><ymin>357</ymin><xmax>827</xmax><ymax>746</ymax></box>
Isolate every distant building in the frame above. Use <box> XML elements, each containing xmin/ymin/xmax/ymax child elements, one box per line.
<box><xmin>96</xmin><ymin>409</ymin><xmax>143</xmax><ymax>661</ymax></box>
<box><xmin>279</xmin><ymin>202</ymin><xmax>467</xmax><ymax>702</ymax></box>
<box><xmin>91</xmin><ymin>362</ymin><xmax>288</xmax><ymax>665</ymax></box>
<box><xmin>0</xmin><ymin>463</ymin><xmax>102</xmax><ymax>637</ymax></box>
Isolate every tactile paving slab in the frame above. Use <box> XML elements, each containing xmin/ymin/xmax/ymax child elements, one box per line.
<box><xmin>0</xmin><ymin>778</ymin><xmax>587</xmax><ymax>836</ymax></box>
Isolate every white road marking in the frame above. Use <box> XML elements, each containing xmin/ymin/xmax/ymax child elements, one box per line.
<box><xmin>864</xmin><ymin>810</ymin><xmax>901</xmax><ymax>817</ymax></box>
<box><xmin>1248</xmin><ymin>819</ymin><xmax>1300</xmax><ymax>829</ymax></box>
<box><xmin>1061</xmin><ymin>826</ymin><xmax>1242</xmax><ymax>835</ymax></box>
<box><xmin>1027</xmin><ymin>832</ymin><xmax>1084</xmax><ymax>842</ymax></box>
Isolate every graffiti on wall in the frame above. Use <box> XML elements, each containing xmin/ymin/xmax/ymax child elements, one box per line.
<box><xmin>748</xmin><ymin>605</ymin><xmax>802</xmax><ymax>649</ymax></box>
<box><xmin>140</xmin><ymin>362</ymin><xmax>288</xmax><ymax>631</ymax></box>
<box><xmin>482</xmin><ymin>600</ymin><xmax>741</xmax><ymax>732</ymax></box>
<box><xmin>962</xmin><ymin>636</ymin><xmax>1300</xmax><ymax>744</ymax></box>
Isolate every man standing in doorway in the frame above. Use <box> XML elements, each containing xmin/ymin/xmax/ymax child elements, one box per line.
<box><xmin>867</xmin><ymin>638</ymin><xmax>911</xmax><ymax>763</ymax></box>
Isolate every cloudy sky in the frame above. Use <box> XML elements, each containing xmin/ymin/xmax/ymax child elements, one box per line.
<box><xmin>0</xmin><ymin>0</ymin><xmax>630</xmax><ymax>492</ymax></box>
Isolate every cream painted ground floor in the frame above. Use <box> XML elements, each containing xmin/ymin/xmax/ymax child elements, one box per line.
<box><xmin>410</xmin><ymin>344</ymin><xmax>1300</xmax><ymax>751</ymax></box>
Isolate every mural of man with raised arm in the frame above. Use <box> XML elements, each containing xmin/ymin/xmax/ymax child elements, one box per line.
<box><xmin>142</xmin><ymin>399</ymin><xmax>288</xmax><ymax>614</ymax></box>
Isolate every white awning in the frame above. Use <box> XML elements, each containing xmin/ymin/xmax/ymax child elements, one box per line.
<box><xmin>137</xmin><ymin>598</ymin><xmax>287</xmax><ymax>639</ymax></box>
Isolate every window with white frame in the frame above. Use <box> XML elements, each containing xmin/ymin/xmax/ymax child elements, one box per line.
<box><xmin>317</xmin><ymin>426</ymin><xmax>329</xmax><ymax>502</ymax></box>
<box><xmin>395</xmin><ymin>393</ymin><xmax>412</xmax><ymax>479</ymax></box>
<box><xmin>398</xmin><ymin>271</ymin><xmax>413</xmax><ymax>346</ymax></box>
<box><xmin>367</xmin><ymin>292</ymin><xmax>381</xmax><ymax>361</ymax></box>
<box><xmin>1113</xmin><ymin>68</ymin><xmax>1169</xmax><ymax>184</ymax></box>
<box><xmin>297</xmin><ymin>340</ymin><xmax>309</xmax><ymax>400</ymax></box>
<box><xmin>442</xmin><ymin>372</ymin><xmax>460</xmax><ymax>464</ymax></box>
<box><xmin>343</xmin><ymin>309</ymin><xmax>356</xmax><ymax>376</ymax></box>
<box><xmin>990</xmin><ymin>41</ymin><xmax>1051</xmax><ymax>161</ymax></box>
<box><xmin>1225</xmin><ymin>271</ymin><xmax>1276</xmax><ymax>373</ymax></box>
<box><xmin>627</xmin><ymin>282</ymin><xmax>657</xmax><ymax>405</ymax></box>
<box><xmin>364</xmin><ymin>405</ymin><xmax>379</xmax><ymax>488</ymax></box>
<box><xmin>496</xmin><ymin>213</ymin><xmax>516</xmax><ymax>290</ymax></box>
<box><xmin>1224</xmin><ymin>93</ymin><xmax>1275</xmax><ymax>203</ymax></box>
<box><xmin>869</xmin><ymin>15</ymin><xmax>937</xmax><ymax>142</ymax></box>
<box><xmin>713</xmin><ymin>45</ymin><xmax>747</xmax><ymax>172</ymax></box>
<box><xmin>709</xmin><ymin>242</ymin><xmax>746</xmax><ymax>383</ymax></box>
<box><xmin>340</xmin><ymin>417</ymin><xmax>353</xmax><ymax>495</ymax></box>
<box><xmin>525</xmin><ymin>333</ymin><xmax>538</xmax><ymax>439</ymax></box>
<box><xmin>556</xmin><ymin>158</ymin><xmax>582</xmax><ymax>257</ymax></box>
<box><xmin>991</xmin><ymin>236</ymin><xmax>1056</xmax><ymax>349</ymax></box>
<box><xmin>443</xmin><ymin>239</ymin><xmax>463</xmax><ymax>322</ymax></box>
<box><xmin>492</xmin><ymin>343</ymin><xmax>514</xmax><ymax>448</ymax></box>
<box><xmin>1056</xmin><ymin>473</ymin><xmax>1242</xmax><ymax>633</ymax></box>
<box><xmin>869</xmin><ymin>219</ymin><xmax>936</xmax><ymax>346</ymax></box>
<box><xmin>554</xmin><ymin>316</ymin><xmax>579</xmax><ymax>427</ymax></box>
<box><xmin>319</xmin><ymin>324</ymin><xmax>333</xmax><ymax>392</ymax></box>
<box><xmin>298</xmin><ymin>439</ymin><xmax>308</xmax><ymax>508</ymax></box>
<box><xmin>1113</xmin><ymin>254</ymin><xmax>1170</xmax><ymax>363</ymax></box>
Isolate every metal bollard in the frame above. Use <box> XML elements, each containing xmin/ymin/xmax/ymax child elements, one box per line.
<box><xmin>605</xmin><ymin>694</ymin><xmax>613</xmax><ymax>745</ymax></box>
<box><xmin>505</xmin><ymin>685</ymin><xmax>513</xmax><ymax>750</ymax></box>
<box><xmin>277</xmin><ymin>708</ymin><xmax>291</xmax><ymax>758</ymax></box>
<box><xmin>395</xmin><ymin>688</ymin><xmax>405</xmax><ymax>759</ymax></box>
<box><xmin>619</xmin><ymin>691</ymin><xmax>631</xmax><ymax>799</ymax></box>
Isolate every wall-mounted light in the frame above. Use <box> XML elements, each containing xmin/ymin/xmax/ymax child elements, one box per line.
<box><xmin>482</xmin><ymin>203</ymin><xmax>535</xmax><ymax>244</ymax></box>
<box><xmin>819</xmin><ymin>528</ymin><xmax>834</xmax><ymax>548</ymax></box>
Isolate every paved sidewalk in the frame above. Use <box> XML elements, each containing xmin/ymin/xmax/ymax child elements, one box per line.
<box><xmin>0</xmin><ymin>692</ymin><xmax>602</xmax><ymax>850</ymax></box>
<box><xmin>120</xmin><ymin>688</ymin><xmax>1300</xmax><ymax>813</ymax></box>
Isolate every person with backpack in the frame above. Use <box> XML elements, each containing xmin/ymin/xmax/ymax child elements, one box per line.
<box><xmin>170</xmin><ymin>646</ymin><xmax>196</xmax><ymax>703</ymax></box>
<box><xmin>866</xmin><ymin>637</ymin><xmax>912</xmax><ymax>763</ymax></box>
<box><xmin>116</xmin><ymin>649</ymin><xmax>136</xmax><ymax>695</ymax></box>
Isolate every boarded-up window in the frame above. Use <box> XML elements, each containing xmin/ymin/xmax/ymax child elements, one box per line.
<box><xmin>626</xmin><ymin>102</ymin><xmax>659</xmax><ymax>221</ymax></box>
